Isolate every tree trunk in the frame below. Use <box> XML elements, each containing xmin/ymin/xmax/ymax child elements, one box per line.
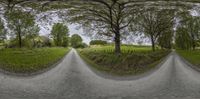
<box><xmin>32</xmin><ymin>38</ymin><xmax>36</xmax><ymax>48</ymax></box>
<box><xmin>192</xmin><ymin>43</ymin><xmax>196</xmax><ymax>50</ymax></box>
<box><xmin>114</xmin><ymin>32</ymin><xmax>121</xmax><ymax>55</ymax></box>
<box><xmin>18</xmin><ymin>31</ymin><xmax>22</xmax><ymax>48</ymax></box>
<box><xmin>151</xmin><ymin>35</ymin><xmax>155</xmax><ymax>51</ymax></box>
<box><xmin>17</xmin><ymin>26</ymin><xmax>22</xmax><ymax>48</ymax></box>
<box><xmin>191</xmin><ymin>34</ymin><xmax>196</xmax><ymax>50</ymax></box>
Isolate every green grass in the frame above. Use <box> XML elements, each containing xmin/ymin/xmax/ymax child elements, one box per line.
<box><xmin>177</xmin><ymin>50</ymin><xmax>200</xmax><ymax>67</ymax></box>
<box><xmin>88</xmin><ymin>45</ymin><xmax>152</xmax><ymax>53</ymax></box>
<box><xmin>78</xmin><ymin>45</ymin><xmax>170</xmax><ymax>76</ymax></box>
<box><xmin>0</xmin><ymin>47</ymin><xmax>70</xmax><ymax>73</ymax></box>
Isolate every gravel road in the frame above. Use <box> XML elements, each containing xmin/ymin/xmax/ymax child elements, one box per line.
<box><xmin>0</xmin><ymin>49</ymin><xmax>200</xmax><ymax>99</ymax></box>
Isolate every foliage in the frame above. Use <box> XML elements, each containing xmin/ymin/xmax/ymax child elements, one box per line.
<box><xmin>176</xmin><ymin>14</ymin><xmax>200</xmax><ymax>50</ymax></box>
<box><xmin>25</xmin><ymin>26</ymin><xmax>40</xmax><ymax>48</ymax></box>
<box><xmin>77</xmin><ymin>43</ymin><xmax>88</xmax><ymax>48</ymax></box>
<box><xmin>6</xmin><ymin>9</ymin><xmax>39</xmax><ymax>48</ymax></box>
<box><xmin>5</xmin><ymin>36</ymin><xmax>55</xmax><ymax>48</ymax></box>
<box><xmin>51</xmin><ymin>23</ymin><xmax>69</xmax><ymax>47</ymax></box>
<box><xmin>158</xmin><ymin>32</ymin><xmax>173</xmax><ymax>49</ymax></box>
<box><xmin>90</xmin><ymin>40</ymin><xmax>107</xmax><ymax>45</ymax></box>
<box><xmin>176</xmin><ymin>27</ymin><xmax>193</xmax><ymax>50</ymax></box>
<box><xmin>135</xmin><ymin>9</ymin><xmax>174</xmax><ymax>51</ymax></box>
<box><xmin>66</xmin><ymin>0</ymin><xmax>142</xmax><ymax>54</ymax></box>
<box><xmin>70</xmin><ymin>34</ymin><xmax>83</xmax><ymax>48</ymax></box>
<box><xmin>1</xmin><ymin>0</ymin><xmax>199</xmax><ymax>52</ymax></box>
<box><xmin>62</xmin><ymin>36</ymin><xmax>69</xmax><ymax>47</ymax></box>
<box><xmin>0</xmin><ymin>48</ymin><xmax>69</xmax><ymax>73</ymax></box>
<box><xmin>0</xmin><ymin>18</ymin><xmax>7</xmax><ymax>43</ymax></box>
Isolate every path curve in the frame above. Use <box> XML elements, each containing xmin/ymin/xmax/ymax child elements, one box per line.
<box><xmin>0</xmin><ymin>49</ymin><xmax>200</xmax><ymax>99</ymax></box>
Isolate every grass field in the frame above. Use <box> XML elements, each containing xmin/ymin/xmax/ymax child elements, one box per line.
<box><xmin>177</xmin><ymin>50</ymin><xmax>200</xmax><ymax>67</ymax></box>
<box><xmin>79</xmin><ymin>45</ymin><xmax>170</xmax><ymax>76</ymax></box>
<box><xmin>0</xmin><ymin>48</ymin><xmax>70</xmax><ymax>74</ymax></box>
<box><xmin>88</xmin><ymin>45</ymin><xmax>152</xmax><ymax>53</ymax></box>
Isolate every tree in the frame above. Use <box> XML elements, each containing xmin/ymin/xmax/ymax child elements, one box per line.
<box><xmin>157</xmin><ymin>31</ymin><xmax>173</xmax><ymax>49</ymax></box>
<box><xmin>62</xmin><ymin>36</ymin><xmax>69</xmax><ymax>47</ymax></box>
<box><xmin>178</xmin><ymin>15</ymin><xmax>200</xmax><ymax>50</ymax></box>
<box><xmin>6</xmin><ymin>9</ymin><xmax>37</xmax><ymax>48</ymax></box>
<box><xmin>71</xmin><ymin>34</ymin><xmax>83</xmax><ymax>48</ymax></box>
<box><xmin>39</xmin><ymin>0</ymin><xmax>199</xmax><ymax>54</ymax></box>
<box><xmin>0</xmin><ymin>19</ymin><xmax>7</xmax><ymax>43</ymax></box>
<box><xmin>176</xmin><ymin>27</ymin><xmax>193</xmax><ymax>50</ymax></box>
<box><xmin>25</xmin><ymin>26</ymin><xmax>40</xmax><ymax>48</ymax></box>
<box><xmin>66</xmin><ymin>0</ymin><xmax>139</xmax><ymax>55</ymax></box>
<box><xmin>135</xmin><ymin>9</ymin><xmax>174</xmax><ymax>51</ymax></box>
<box><xmin>51</xmin><ymin>23</ymin><xmax>69</xmax><ymax>47</ymax></box>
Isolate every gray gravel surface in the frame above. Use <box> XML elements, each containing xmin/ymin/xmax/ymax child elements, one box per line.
<box><xmin>0</xmin><ymin>49</ymin><xmax>200</xmax><ymax>99</ymax></box>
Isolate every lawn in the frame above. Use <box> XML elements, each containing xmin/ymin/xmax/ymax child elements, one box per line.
<box><xmin>0</xmin><ymin>48</ymin><xmax>70</xmax><ymax>74</ymax></box>
<box><xmin>177</xmin><ymin>50</ymin><xmax>200</xmax><ymax>67</ymax></box>
<box><xmin>78</xmin><ymin>45</ymin><xmax>170</xmax><ymax>76</ymax></box>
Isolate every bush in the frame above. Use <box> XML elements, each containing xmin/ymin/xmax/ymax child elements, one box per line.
<box><xmin>71</xmin><ymin>34</ymin><xmax>83</xmax><ymax>48</ymax></box>
<box><xmin>74</xmin><ymin>43</ymin><xmax>88</xmax><ymax>48</ymax></box>
<box><xmin>5</xmin><ymin>39</ymin><xmax>18</xmax><ymax>48</ymax></box>
<box><xmin>90</xmin><ymin>40</ymin><xmax>107</xmax><ymax>45</ymax></box>
<box><xmin>62</xmin><ymin>36</ymin><xmax>69</xmax><ymax>47</ymax></box>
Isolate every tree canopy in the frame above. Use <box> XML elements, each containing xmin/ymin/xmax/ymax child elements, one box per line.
<box><xmin>71</xmin><ymin>34</ymin><xmax>83</xmax><ymax>48</ymax></box>
<box><xmin>51</xmin><ymin>23</ymin><xmax>69</xmax><ymax>47</ymax></box>
<box><xmin>6</xmin><ymin>9</ymin><xmax>39</xmax><ymax>48</ymax></box>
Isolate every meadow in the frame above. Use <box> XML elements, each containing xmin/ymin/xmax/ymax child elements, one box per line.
<box><xmin>177</xmin><ymin>50</ymin><xmax>200</xmax><ymax>67</ymax></box>
<box><xmin>87</xmin><ymin>45</ymin><xmax>153</xmax><ymax>53</ymax></box>
<box><xmin>79</xmin><ymin>45</ymin><xmax>170</xmax><ymax>76</ymax></box>
<box><xmin>0</xmin><ymin>48</ymin><xmax>70</xmax><ymax>74</ymax></box>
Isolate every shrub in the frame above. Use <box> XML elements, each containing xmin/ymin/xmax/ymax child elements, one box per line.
<box><xmin>90</xmin><ymin>40</ymin><xmax>107</xmax><ymax>45</ymax></box>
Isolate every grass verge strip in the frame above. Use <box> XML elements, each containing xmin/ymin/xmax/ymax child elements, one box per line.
<box><xmin>0</xmin><ymin>47</ymin><xmax>70</xmax><ymax>74</ymax></box>
<box><xmin>177</xmin><ymin>50</ymin><xmax>200</xmax><ymax>67</ymax></box>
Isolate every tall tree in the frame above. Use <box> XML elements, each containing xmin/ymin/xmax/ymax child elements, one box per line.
<box><xmin>51</xmin><ymin>23</ymin><xmax>69</xmax><ymax>47</ymax></box>
<box><xmin>66</xmin><ymin>0</ymin><xmax>139</xmax><ymax>55</ymax></box>
<box><xmin>178</xmin><ymin>15</ymin><xmax>200</xmax><ymax>50</ymax></box>
<box><xmin>135</xmin><ymin>9</ymin><xmax>174</xmax><ymax>51</ymax></box>
<box><xmin>6</xmin><ymin>9</ymin><xmax>37</xmax><ymax>48</ymax></box>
